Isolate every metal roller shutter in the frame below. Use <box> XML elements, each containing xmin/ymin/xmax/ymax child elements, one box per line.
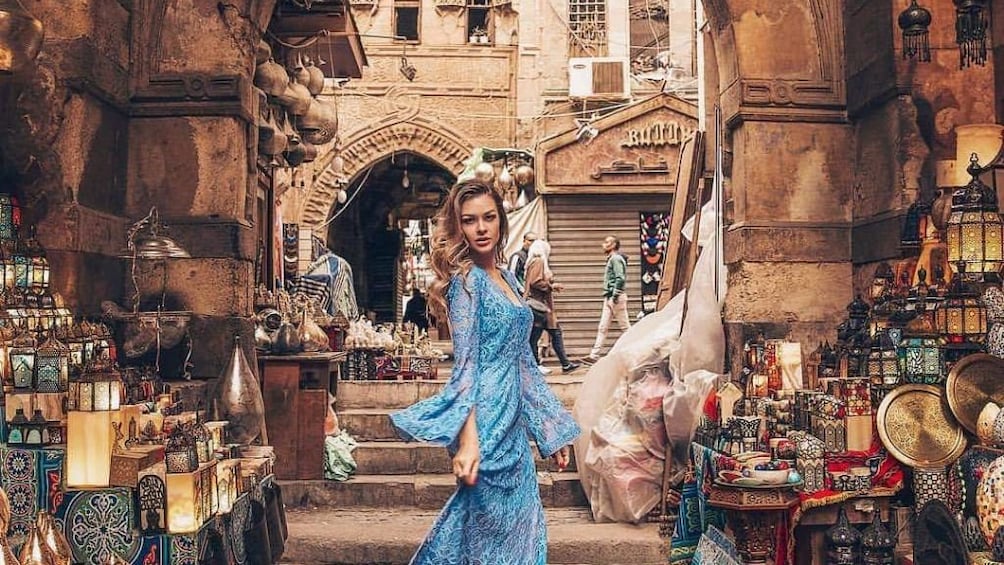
<box><xmin>546</xmin><ymin>194</ymin><xmax>672</xmax><ymax>357</ymax></box>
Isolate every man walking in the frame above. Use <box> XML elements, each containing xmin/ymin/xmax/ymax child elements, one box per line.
<box><xmin>508</xmin><ymin>231</ymin><xmax>537</xmax><ymax>289</ymax></box>
<box><xmin>583</xmin><ymin>235</ymin><xmax>630</xmax><ymax>364</ymax></box>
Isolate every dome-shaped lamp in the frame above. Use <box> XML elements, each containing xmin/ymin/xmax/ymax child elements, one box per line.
<box><xmin>898</xmin><ymin>0</ymin><xmax>932</xmax><ymax>63</ymax></box>
<box><xmin>954</xmin><ymin>0</ymin><xmax>989</xmax><ymax>68</ymax></box>
<box><xmin>0</xmin><ymin>0</ymin><xmax>44</xmax><ymax>75</ymax></box>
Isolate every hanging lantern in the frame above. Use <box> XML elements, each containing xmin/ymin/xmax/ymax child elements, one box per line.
<box><xmin>898</xmin><ymin>315</ymin><xmax>945</xmax><ymax>385</ymax></box>
<box><xmin>164</xmin><ymin>425</ymin><xmax>200</xmax><ymax>474</ymax></box>
<box><xmin>8</xmin><ymin>326</ymin><xmax>35</xmax><ymax>390</ymax></box>
<box><xmin>22</xmin><ymin>225</ymin><xmax>48</xmax><ymax>290</ymax></box>
<box><xmin>954</xmin><ymin>0</ymin><xmax>989</xmax><ymax>68</ymax></box>
<box><xmin>865</xmin><ymin>330</ymin><xmax>902</xmax><ymax>386</ymax></box>
<box><xmin>0</xmin><ymin>0</ymin><xmax>45</xmax><ymax>75</ymax></box>
<box><xmin>33</xmin><ymin>330</ymin><xmax>68</xmax><ymax>393</ymax></box>
<box><xmin>934</xmin><ymin>263</ymin><xmax>988</xmax><ymax>344</ymax></box>
<box><xmin>24</xmin><ymin>409</ymin><xmax>46</xmax><ymax>445</ymax></box>
<box><xmin>68</xmin><ymin>358</ymin><xmax>122</xmax><ymax>411</ymax></box>
<box><xmin>946</xmin><ymin>154</ymin><xmax>1004</xmax><ymax>282</ymax></box>
<box><xmin>898</xmin><ymin>0</ymin><xmax>932</xmax><ymax>62</ymax></box>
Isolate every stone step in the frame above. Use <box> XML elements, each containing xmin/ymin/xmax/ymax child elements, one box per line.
<box><xmin>279</xmin><ymin>507</ymin><xmax>664</xmax><ymax>565</ymax></box>
<box><xmin>353</xmin><ymin>441</ymin><xmax>578</xmax><ymax>474</ymax></box>
<box><xmin>336</xmin><ymin>374</ymin><xmax>585</xmax><ymax>411</ymax></box>
<box><xmin>339</xmin><ymin>408</ymin><xmax>399</xmax><ymax>441</ymax></box>
<box><xmin>280</xmin><ymin>472</ymin><xmax>588</xmax><ymax>510</ymax></box>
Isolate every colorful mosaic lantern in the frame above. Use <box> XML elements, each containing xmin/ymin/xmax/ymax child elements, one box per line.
<box><xmin>7</xmin><ymin>407</ymin><xmax>29</xmax><ymax>444</ymax></box>
<box><xmin>946</xmin><ymin>154</ymin><xmax>1004</xmax><ymax>282</ymax></box>
<box><xmin>24</xmin><ymin>409</ymin><xmax>46</xmax><ymax>445</ymax></box>
<box><xmin>33</xmin><ymin>330</ymin><xmax>69</xmax><ymax>393</ymax></box>
<box><xmin>0</xmin><ymin>193</ymin><xmax>23</xmax><ymax>241</ymax></box>
<box><xmin>935</xmin><ymin>263</ymin><xmax>988</xmax><ymax>344</ymax></box>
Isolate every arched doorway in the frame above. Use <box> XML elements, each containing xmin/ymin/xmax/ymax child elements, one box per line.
<box><xmin>327</xmin><ymin>152</ymin><xmax>456</xmax><ymax>323</ymax></box>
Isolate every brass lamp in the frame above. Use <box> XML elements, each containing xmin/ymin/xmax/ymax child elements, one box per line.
<box><xmin>0</xmin><ymin>0</ymin><xmax>44</xmax><ymax>75</ymax></box>
<box><xmin>934</xmin><ymin>262</ymin><xmax>988</xmax><ymax>344</ymax></box>
<box><xmin>945</xmin><ymin>154</ymin><xmax>1004</xmax><ymax>282</ymax></box>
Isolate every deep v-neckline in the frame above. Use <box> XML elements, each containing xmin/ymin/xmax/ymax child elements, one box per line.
<box><xmin>480</xmin><ymin>267</ymin><xmax>523</xmax><ymax>308</ymax></box>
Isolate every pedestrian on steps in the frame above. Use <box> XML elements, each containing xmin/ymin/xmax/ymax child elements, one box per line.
<box><xmin>390</xmin><ymin>180</ymin><xmax>580</xmax><ymax>565</ymax></box>
<box><xmin>582</xmin><ymin>235</ymin><xmax>631</xmax><ymax>364</ymax></box>
<box><xmin>524</xmin><ymin>239</ymin><xmax>580</xmax><ymax>374</ymax></box>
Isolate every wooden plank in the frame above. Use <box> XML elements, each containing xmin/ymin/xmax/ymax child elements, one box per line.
<box><xmin>657</xmin><ymin>131</ymin><xmax>706</xmax><ymax>310</ymax></box>
<box><xmin>262</xmin><ymin>360</ymin><xmax>300</xmax><ymax>480</ymax></box>
<box><xmin>297</xmin><ymin>389</ymin><xmax>328</xmax><ymax>480</ymax></box>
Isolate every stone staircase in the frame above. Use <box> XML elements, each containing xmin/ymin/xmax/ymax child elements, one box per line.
<box><xmin>278</xmin><ymin>368</ymin><xmax>664</xmax><ymax>564</ymax></box>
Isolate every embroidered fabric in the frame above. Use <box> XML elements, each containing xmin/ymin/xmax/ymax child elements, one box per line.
<box><xmin>390</xmin><ymin>266</ymin><xmax>580</xmax><ymax>564</ymax></box>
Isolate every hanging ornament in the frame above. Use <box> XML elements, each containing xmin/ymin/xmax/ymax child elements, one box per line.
<box><xmin>337</xmin><ymin>189</ymin><xmax>348</xmax><ymax>204</ymax></box>
<box><xmin>954</xmin><ymin>0</ymin><xmax>990</xmax><ymax>68</ymax></box>
<box><xmin>898</xmin><ymin>0</ymin><xmax>932</xmax><ymax>62</ymax></box>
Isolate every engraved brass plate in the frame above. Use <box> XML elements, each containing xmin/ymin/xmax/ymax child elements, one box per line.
<box><xmin>877</xmin><ymin>384</ymin><xmax>966</xmax><ymax>468</ymax></box>
<box><xmin>946</xmin><ymin>353</ymin><xmax>1004</xmax><ymax>434</ymax></box>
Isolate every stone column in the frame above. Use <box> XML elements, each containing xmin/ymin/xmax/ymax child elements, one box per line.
<box><xmin>125</xmin><ymin>0</ymin><xmax>275</xmax><ymax>377</ymax></box>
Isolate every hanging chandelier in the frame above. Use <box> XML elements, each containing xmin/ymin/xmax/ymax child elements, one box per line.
<box><xmin>954</xmin><ymin>0</ymin><xmax>990</xmax><ymax>68</ymax></box>
<box><xmin>899</xmin><ymin>0</ymin><xmax>933</xmax><ymax>62</ymax></box>
<box><xmin>0</xmin><ymin>0</ymin><xmax>44</xmax><ymax>75</ymax></box>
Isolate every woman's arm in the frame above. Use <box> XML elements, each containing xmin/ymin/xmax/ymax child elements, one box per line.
<box><xmin>454</xmin><ymin>408</ymin><xmax>479</xmax><ymax>485</ymax></box>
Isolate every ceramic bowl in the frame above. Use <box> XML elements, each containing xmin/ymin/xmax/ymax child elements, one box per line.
<box><xmin>750</xmin><ymin>469</ymin><xmax>791</xmax><ymax>485</ymax></box>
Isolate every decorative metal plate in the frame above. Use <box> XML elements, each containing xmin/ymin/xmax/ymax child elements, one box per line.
<box><xmin>946</xmin><ymin>353</ymin><xmax>1004</xmax><ymax>434</ymax></box>
<box><xmin>877</xmin><ymin>384</ymin><xmax>967</xmax><ymax>468</ymax></box>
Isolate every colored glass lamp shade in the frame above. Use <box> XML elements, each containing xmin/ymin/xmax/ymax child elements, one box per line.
<box><xmin>0</xmin><ymin>193</ymin><xmax>22</xmax><ymax>241</ymax></box>
<box><xmin>865</xmin><ymin>330</ymin><xmax>902</xmax><ymax>386</ymax></box>
<box><xmin>166</xmin><ymin>462</ymin><xmax>214</xmax><ymax>534</ymax></box>
<box><xmin>191</xmin><ymin>421</ymin><xmax>213</xmax><ymax>464</ymax></box>
<box><xmin>33</xmin><ymin>330</ymin><xmax>68</xmax><ymax>393</ymax></box>
<box><xmin>6</xmin><ymin>407</ymin><xmax>28</xmax><ymax>444</ymax></box>
<box><xmin>8</xmin><ymin>326</ymin><xmax>35</xmax><ymax>390</ymax></box>
<box><xmin>898</xmin><ymin>316</ymin><xmax>945</xmax><ymax>385</ymax></box>
<box><xmin>216</xmin><ymin>458</ymin><xmax>242</xmax><ymax>513</ymax></box>
<box><xmin>946</xmin><ymin>154</ymin><xmax>1004</xmax><ymax>282</ymax></box>
<box><xmin>164</xmin><ymin>425</ymin><xmax>200</xmax><ymax>474</ymax></box>
<box><xmin>0</xmin><ymin>246</ymin><xmax>15</xmax><ymax>291</ymax></box>
<box><xmin>65</xmin><ymin>409</ymin><xmax>116</xmax><ymax>488</ymax></box>
<box><xmin>934</xmin><ymin>264</ymin><xmax>988</xmax><ymax>344</ymax></box>
<box><xmin>24</xmin><ymin>409</ymin><xmax>46</xmax><ymax>445</ymax></box>
<box><xmin>0</xmin><ymin>0</ymin><xmax>44</xmax><ymax>75</ymax></box>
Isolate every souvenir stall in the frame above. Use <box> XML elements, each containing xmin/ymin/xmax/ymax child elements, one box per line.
<box><xmin>677</xmin><ymin>124</ymin><xmax>1004</xmax><ymax>565</ymax></box>
<box><xmin>0</xmin><ymin>195</ymin><xmax>288</xmax><ymax>565</ymax></box>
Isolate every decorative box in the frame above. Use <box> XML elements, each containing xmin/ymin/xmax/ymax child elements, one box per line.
<box><xmin>794</xmin><ymin>390</ymin><xmax>822</xmax><ymax>431</ymax></box>
<box><xmin>109</xmin><ymin>445</ymin><xmax>165</xmax><ymax>488</ymax></box>
<box><xmin>828</xmin><ymin>469</ymin><xmax>871</xmax><ymax>492</ymax></box>
<box><xmin>343</xmin><ymin>348</ymin><xmax>384</xmax><ymax>380</ymax></box>
<box><xmin>790</xmin><ymin>432</ymin><xmax>826</xmax><ymax>494</ymax></box>
<box><xmin>827</xmin><ymin>378</ymin><xmax>872</xmax><ymax>416</ymax></box>
<box><xmin>845</xmin><ymin>413</ymin><xmax>874</xmax><ymax>452</ymax></box>
<box><xmin>812</xmin><ymin>394</ymin><xmax>846</xmax><ymax>419</ymax></box>
<box><xmin>810</xmin><ymin>414</ymin><xmax>846</xmax><ymax>453</ymax></box>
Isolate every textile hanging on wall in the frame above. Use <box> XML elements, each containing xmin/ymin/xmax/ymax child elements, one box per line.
<box><xmin>639</xmin><ymin>211</ymin><xmax>670</xmax><ymax>313</ymax></box>
<box><xmin>504</xmin><ymin>196</ymin><xmax>548</xmax><ymax>264</ymax></box>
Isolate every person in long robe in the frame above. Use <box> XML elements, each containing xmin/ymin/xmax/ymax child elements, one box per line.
<box><xmin>391</xmin><ymin>180</ymin><xmax>580</xmax><ymax>565</ymax></box>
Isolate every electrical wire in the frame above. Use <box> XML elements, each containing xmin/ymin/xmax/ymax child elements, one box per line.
<box><xmin>315</xmin><ymin>165</ymin><xmax>374</xmax><ymax>230</ymax></box>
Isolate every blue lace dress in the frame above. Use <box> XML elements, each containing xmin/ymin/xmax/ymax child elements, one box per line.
<box><xmin>390</xmin><ymin>266</ymin><xmax>581</xmax><ymax>564</ymax></box>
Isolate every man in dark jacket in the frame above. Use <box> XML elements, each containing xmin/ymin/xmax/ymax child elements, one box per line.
<box><xmin>402</xmin><ymin>287</ymin><xmax>429</xmax><ymax>331</ymax></box>
<box><xmin>583</xmin><ymin>235</ymin><xmax>630</xmax><ymax>363</ymax></box>
<box><xmin>508</xmin><ymin>231</ymin><xmax>537</xmax><ymax>289</ymax></box>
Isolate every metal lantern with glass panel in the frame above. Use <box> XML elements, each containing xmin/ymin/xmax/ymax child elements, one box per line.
<box><xmin>0</xmin><ymin>193</ymin><xmax>22</xmax><ymax>240</ymax></box>
<box><xmin>897</xmin><ymin>313</ymin><xmax>945</xmax><ymax>384</ymax></box>
<box><xmin>164</xmin><ymin>425</ymin><xmax>200</xmax><ymax>474</ymax></box>
<box><xmin>33</xmin><ymin>330</ymin><xmax>69</xmax><ymax>393</ymax></box>
<box><xmin>935</xmin><ymin>263</ymin><xmax>988</xmax><ymax>345</ymax></box>
<box><xmin>945</xmin><ymin>154</ymin><xmax>1004</xmax><ymax>282</ymax></box>
<box><xmin>865</xmin><ymin>330</ymin><xmax>902</xmax><ymax>386</ymax></box>
<box><xmin>68</xmin><ymin>358</ymin><xmax>123</xmax><ymax>412</ymax></box>
<box><xmin>22</xmin><ymin>226</ymin><xmax>48</xmax><ymax>290</ymax></box>
<box><xmin>8</xmin><ymin>326</ymin><xmax>35</xmax><ymax>390</ymax></box>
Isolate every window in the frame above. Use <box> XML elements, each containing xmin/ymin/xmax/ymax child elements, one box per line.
<box><xmin>395</xmin><ymin>1</ymin><xmax>420</xmax><ymax>42</ymax></box>
<box><xmin>568</xmin><ymin>0</ymin><xmax>607</xmax><ymax>57</ymax></box>
<box><xmin>466</xmin><ymin>0</ymin><xmax>492</xmax><ymax>44</ymax></box>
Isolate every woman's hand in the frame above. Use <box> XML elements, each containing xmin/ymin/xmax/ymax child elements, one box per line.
<box><xmin>453</xmin><ymin>443</ymin><xmax>480</xmax><ymax>486</ymax></box>
<box><xmin>551</xmin><ymin>446</ymin><xmax>570</xmax><ymax>471</ymax></box>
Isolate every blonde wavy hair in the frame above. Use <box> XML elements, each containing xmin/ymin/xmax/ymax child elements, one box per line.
<box><xmin>428</xmin><ymin>180</ymin><xmax>509</xmax><ymax>320</ymax></box>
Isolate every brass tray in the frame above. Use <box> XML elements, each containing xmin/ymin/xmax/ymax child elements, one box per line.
<box><xmin>877</xmin><ymin>384</ymin><xmax>966</xmax><ymax>468</ymax></box>
<box><xmin>945</xmin><ymin>353</ymin><xmax>1004</xmax><ymax>434</ymax></box>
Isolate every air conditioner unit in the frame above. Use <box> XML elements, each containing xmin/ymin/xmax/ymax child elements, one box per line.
<box><xmin>568</xmin><ymin>57</ymin><xmax>630</xmax><ymax>99</ymax></box>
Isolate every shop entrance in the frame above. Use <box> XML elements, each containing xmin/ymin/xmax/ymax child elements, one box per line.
<box><xmin>326</xmin><ymin>152</ymin><xmax>455</xmax><ymax>325</ymax></box>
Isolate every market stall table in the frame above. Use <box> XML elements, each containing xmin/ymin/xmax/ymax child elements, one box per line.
<box><xmin>708</xmin><ymin>481</ymin><xmax>800</xmax><ymax>565</ymax></box>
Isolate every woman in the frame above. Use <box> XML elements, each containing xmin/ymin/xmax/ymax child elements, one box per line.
<box><xmin>524</xmin><ymin>239</ymin><xmax>581</xmax><ymax>374</ymax></box>
<box><xmin>390</xmin><ymin>180</ymin><xmax>580</xmax><ymax>564</ymax></box>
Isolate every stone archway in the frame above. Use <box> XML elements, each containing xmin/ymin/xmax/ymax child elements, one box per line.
<box><xmin>299</xmin><ymin>117</ymin><xmax>473</xmax><ymax>231</ymax></box>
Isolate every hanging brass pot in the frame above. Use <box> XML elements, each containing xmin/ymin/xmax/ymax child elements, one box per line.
<box><xmin>297</xmin><ymin>98</ymin><xmax>338</xmax><ymax>146</ymax></box>
<box><xmin>305</xmin><ymin>59</ymin><xmax>325</xmax><ymax>96</ymax></box>
<box><xmin>253</xmin><ymin>59</ymin><xmax>288</xmax><ymax>97</ymax></box>
<box><xmin>275</xmin><ymin>80</ymin><xmax>312</xmax><ymax>116</ymax></box>
<box><xmin>290</xmin><ymin>53</ymin><xmax>310</xmax><ymax>87</ymax></box>
<box><xmin>255</xmin><ymin>39</ymin><xmax>271</xmax><ymax>66</ymax></box>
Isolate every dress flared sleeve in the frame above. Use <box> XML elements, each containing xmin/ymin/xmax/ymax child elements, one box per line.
<box><xmin>390</xmin><ymin>273</ymin><xmax>479</xmax><ymax>450</ymax></box>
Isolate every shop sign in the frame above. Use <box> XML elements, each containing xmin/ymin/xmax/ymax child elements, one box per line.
<box><xmin>620</xmin><ymin>121</ymin><xmax>693</xmax><ymax>149</ymax></box>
